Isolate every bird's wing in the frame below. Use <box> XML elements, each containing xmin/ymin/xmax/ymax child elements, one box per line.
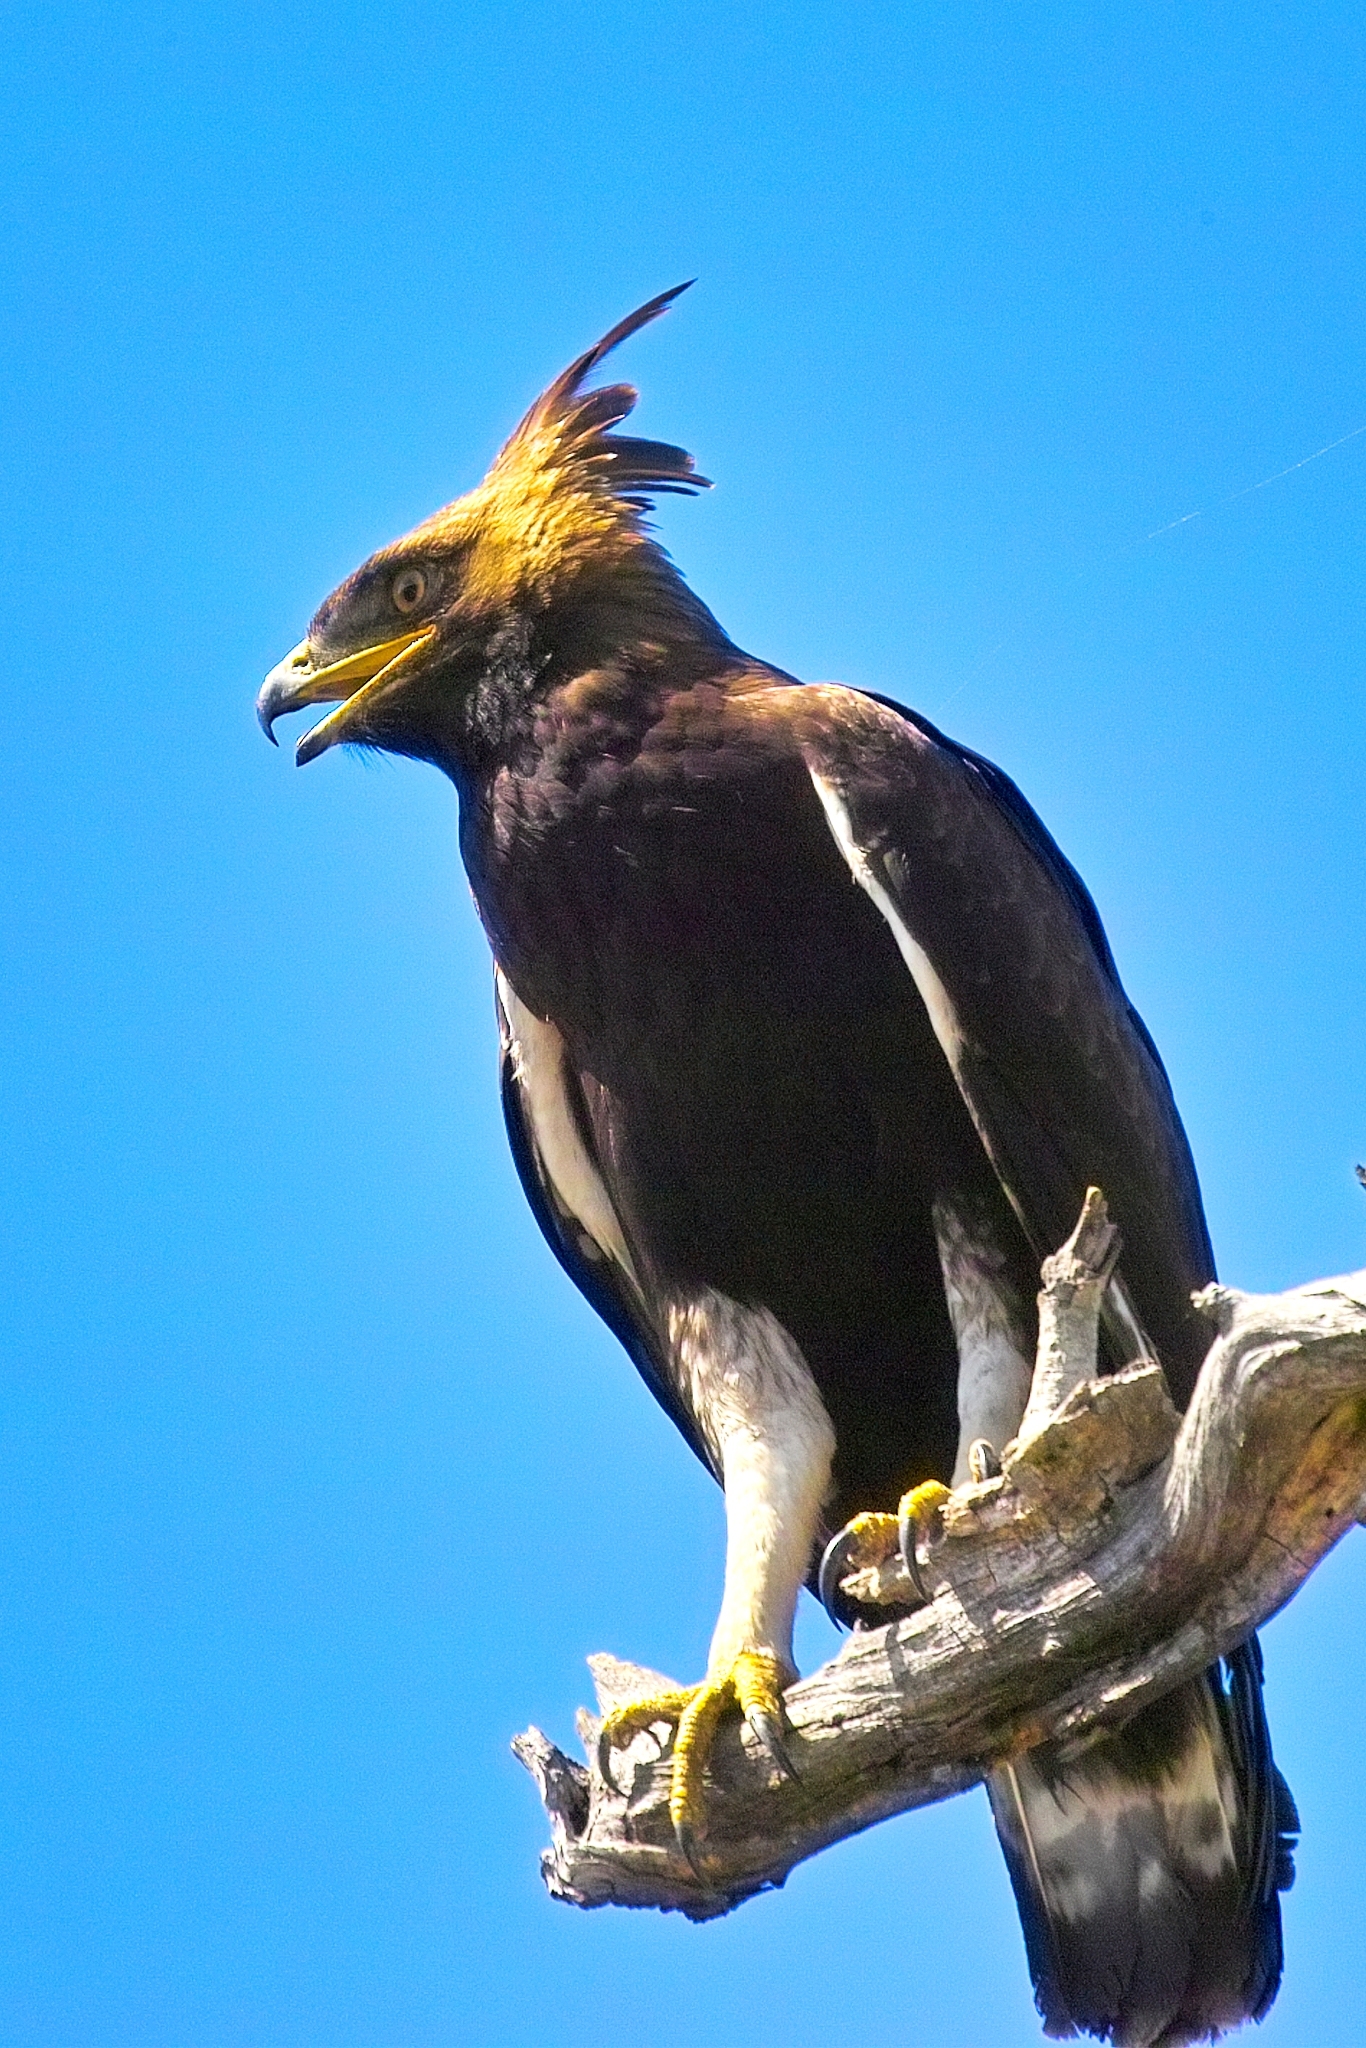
<box><xmin>778</xmin><ymin>682</ymin><xmax>1215</xmax><ymax>1399</ymax></box>
<box><xmin>494</xmin><ymin>968</ymin><xmax>715</xmax><ymax>1474</ymax></box>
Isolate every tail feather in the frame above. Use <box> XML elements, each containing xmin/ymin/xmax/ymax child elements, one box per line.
<box><xmin>988</xmin><ymin>1642</ymin><xmax>1296</xmax><ymax>2047</ymax></box>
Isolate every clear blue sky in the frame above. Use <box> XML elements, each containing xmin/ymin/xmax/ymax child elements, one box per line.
<box><xmin>3</xmin><ymin>3</ymin><xmax>1365</xmax><ymax>2043</ymax></box>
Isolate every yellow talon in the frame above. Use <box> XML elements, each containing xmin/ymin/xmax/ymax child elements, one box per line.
<box><xmin>897</xmin><ymin>1478</ymin><xmax>951</xmax><ymax>1525</ymax></box>
<box><xmin>596</xmin><ymin>1647</ymin><xmax>793</xmax><ymax>1872</ymax></box>
<box><xmin>898</xmin><ymin>1478</ymin><xmax>951</xmax><ymax>1599</ymax></box>
<box><xmin>820</xmin><ymin>1481</ymin><xmax>955</xmax><ymax>1619</ymax></box>
<box><xmin>839</xmin><ymin>1510</ymin><xmax>901</xmax><ymax>1567</ymax></box>
<box><xmin>731</xmin><ymin>1646</ymin><xmax>788</xmax><ymax>1729</ymax></box>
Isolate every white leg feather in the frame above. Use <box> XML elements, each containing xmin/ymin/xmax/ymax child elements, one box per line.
<box><xmin>667</xmin><ymin>1292</ymin><xmax>835</xmax><ymax>1671</ymax></box>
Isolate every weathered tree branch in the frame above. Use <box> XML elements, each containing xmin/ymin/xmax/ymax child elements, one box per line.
<box><xmin>514</xmin><ymin>1192</ymin><xmax>1366</xmax><ymax>1920</ymax></box>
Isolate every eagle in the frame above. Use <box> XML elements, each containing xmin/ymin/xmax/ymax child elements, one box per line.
<box><xmin>258</xmin><ymin>286</ymin><xmax>1297</xmax><ymax>2046</ymax></box>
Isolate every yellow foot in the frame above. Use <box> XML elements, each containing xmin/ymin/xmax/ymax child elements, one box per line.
<box><xmin>596</xmin><ymin>1647</ymin><xmax>795</xmax><ymax>1870</ymax></box>
<box><xmin>897</xmin><ymin>1479</ymin><xmax>951</xmax><ymax>1597</ymax></box>
<box><xmin>818</xmin><ymin>1480</ymin><xmax>952</xmax><ymax>1619</ymax></box>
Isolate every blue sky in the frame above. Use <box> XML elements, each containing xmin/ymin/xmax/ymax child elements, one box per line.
<box><xmin>3</xmin><ymin>2</ymin><xmax>1366</xmax><ymax>2043</ymax></box>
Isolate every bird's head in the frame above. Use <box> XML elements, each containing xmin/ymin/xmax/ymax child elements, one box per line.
<box><xmin>257</xmin><ymin>284</ymin><xmax>712</xmax><ymax>769</ymax></box>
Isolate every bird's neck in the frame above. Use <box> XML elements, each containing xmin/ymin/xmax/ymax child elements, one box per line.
<box><xmin>540</xmin><ymin>546</ymin><xmax>739</xmax><ymax>680</ymax></box>
<box><xmin>447</xmin><ymin>551</ymin><xmax>745</xmax><ymax>784</ymax></box>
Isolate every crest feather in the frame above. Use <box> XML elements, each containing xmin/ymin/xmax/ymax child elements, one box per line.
<box><xmin>487</xmin><ymin>283</ymin><xmax>711</xmax><ymax>512</ymax></box>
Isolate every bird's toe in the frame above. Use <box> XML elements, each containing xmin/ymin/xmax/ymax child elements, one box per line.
<box><xmin>898</xmin><ymin>1480</ymin><xmax>951</xmax><ymax>1601</ymax></box>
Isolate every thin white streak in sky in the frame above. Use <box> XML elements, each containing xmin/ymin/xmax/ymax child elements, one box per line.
<box><xmin>933</xmin><ymin>420</ymin><xmax>1366</xmax><ymax>719</ymax></box>
<box><xmin>1141</xmin><ymin>423</ymin><xmax>1366</xmax><ymax>544</ymax></box>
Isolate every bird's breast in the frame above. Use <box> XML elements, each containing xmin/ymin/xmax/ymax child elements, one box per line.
<box><xmin>465</xmin><ymin>736</ymin><xmax>906</xmax><ymax>1082</ymax></box>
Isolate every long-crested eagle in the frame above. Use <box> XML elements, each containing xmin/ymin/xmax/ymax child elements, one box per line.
<box><xmin>258</xmin><ymin>287</ymin><xmax>1297</xmax><ymax>2046</ymax></box>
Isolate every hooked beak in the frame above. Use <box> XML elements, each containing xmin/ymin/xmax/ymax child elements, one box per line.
<box><xmin>256</xmin><ymin>629</ymin><xmax>434</xmax><ymax>763</ymax></box>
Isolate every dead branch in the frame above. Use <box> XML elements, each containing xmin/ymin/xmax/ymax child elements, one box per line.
<box><xmin>513</xmin><ymin>1192</ymin><xmax>1366</xmax><ymax>1920</ymax></box>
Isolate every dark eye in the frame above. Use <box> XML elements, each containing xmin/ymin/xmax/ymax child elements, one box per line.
<box><xmin>392</xmin><ymin>567</ymin><xmax>428</xmax><ymax>614</ymax></box>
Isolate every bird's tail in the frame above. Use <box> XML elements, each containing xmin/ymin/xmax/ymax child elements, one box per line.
<box><xmin>988</xmin><ymin>1639</ymin><xmax>1298</xmax><ymax>2048</ymax></box>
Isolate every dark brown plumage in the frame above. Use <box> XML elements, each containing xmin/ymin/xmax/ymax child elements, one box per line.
<box><xmin>258</xmin><ymin>288</ymin><xmax>1295</xmax><ymax>2047</ymax></box>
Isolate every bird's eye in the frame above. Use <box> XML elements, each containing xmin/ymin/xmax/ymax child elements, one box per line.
<box><xmin>392</xmin><ymin>568</ymin><xmax>428</xmax><ymax>614</ymax></box>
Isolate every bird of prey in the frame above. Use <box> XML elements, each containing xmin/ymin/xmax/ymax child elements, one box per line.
<box><xmin>258</xmin><ymin>286</ymin><xmax>1297</xmax><ymax>2046</ymax></box>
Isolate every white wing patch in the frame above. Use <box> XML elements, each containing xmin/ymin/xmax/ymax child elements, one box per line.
<box><xmin>810</xmin><ymin>765</ymin><xmax>1152</xmax><ymax>1365</ymax></box>
<box><xmin>807</xmin><ymin>767</ymin><xmax>965</xmax><ymax>1075</ymax></box>
<box><xmin>495</xmin><ymin>968</ymin><xmax>640</xmax><ymax>1290</ymax></box>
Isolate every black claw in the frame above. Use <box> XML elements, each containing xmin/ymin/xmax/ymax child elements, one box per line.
<box><xmin>817</xmin><ymin>1525</ymin><xmax>865</xmax><ymax>1630</ymax></box>
<box><xmin>746</xmin><ymin>1706</ymin><xmax>798</xmax><ymax>1782</ymax></box>
<box><xmin>674</xmin><ymin>1818</ymin><xmax>705</xmax><ymax>1883</ymax></box>
<box><xmin>596</xmin><ymin>1726</ymin><xmax>621</xmax><ymax>1790</ymax></box>
<box><xmin>968</xmin><ymin>1436</ymin><xmax>1001</xmax><ymax>1483</ymax></box>
<box><xmin>898</xmin><ymin>1508</ymin><xmax>931</xmax><ymax>1604</ymax></box>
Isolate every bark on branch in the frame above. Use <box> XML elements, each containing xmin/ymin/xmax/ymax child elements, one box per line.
<box><xmin>513</xmin><ymin>1192</ymin><xmax>1366</xmax><ymax>1920</ymax></box>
